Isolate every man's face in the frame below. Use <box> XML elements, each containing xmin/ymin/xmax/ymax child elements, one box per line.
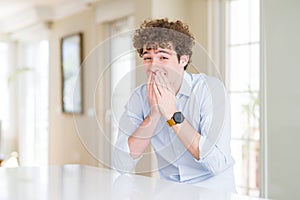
<box><xmin>142</xmin><ymin>46</ymin><xmax>186</xmax><ymax>86</ymax></box>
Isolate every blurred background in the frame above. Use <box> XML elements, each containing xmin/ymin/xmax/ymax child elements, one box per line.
<box><xmin>0</xmin><ymin>0</ymin><xmax>299</xmax><ymax>199</ymax></box>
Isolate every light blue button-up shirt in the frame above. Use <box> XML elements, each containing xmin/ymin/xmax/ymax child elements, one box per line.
<box><xmin>113</xmin><ymin>72</ymin><xmax>236</xmax><ymax>192</ymax></box>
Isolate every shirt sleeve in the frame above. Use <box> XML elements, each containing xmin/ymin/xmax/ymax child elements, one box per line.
<box><xmin>194</xmin><ymin>76</ymin><xmax>234</xmax><ymax>175</ymax></box>
<box><xmin>112</xmin><ymin>90</ymin><xmax>145</xmax><ymax>173</ymax></box>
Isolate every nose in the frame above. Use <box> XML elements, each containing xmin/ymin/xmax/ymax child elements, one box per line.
<box><xmin>149</xmin><ymin>64</ymin><xmax>159</xmax><ymax>73</ymax></box>
<box><xmin>149</xmin><ymin>57</ymin><xmax>160</xmax><ymax>73</ymax></box>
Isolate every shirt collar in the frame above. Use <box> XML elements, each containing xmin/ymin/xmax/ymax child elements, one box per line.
<box><xmin>177</xmin><ymin>71</ymin><xmax>192</xmax><ymax>97</ymax></box>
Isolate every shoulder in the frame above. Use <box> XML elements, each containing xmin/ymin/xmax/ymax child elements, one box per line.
<box><xmin>132</xmin><ymin>83</ymin><xmax>146</xmax><ymax>96</ymax></box>
<box><xmin>187</xmin><ymin>73</ymin><xmax>228</xmax><ymax>102</ymax></box>
<box><xmin>188</xmin><ymin>73</ymin><xmax>225</xmax><ymax>91</ymax></box>
<box><xmin>191</xmin><ymin>73</ymin><xmax>224</xmax><ymax>86</ymax></box>
<box><xmin>127</xmin><ymin>83</ymin><xmax>147</xmax><ymax>103</ymax></box>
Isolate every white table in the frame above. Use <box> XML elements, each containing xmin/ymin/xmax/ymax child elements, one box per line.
<box><xmin>0</xmin><ymin>165</ymin><xmax>269</xmax><ymax>200</ymax></box>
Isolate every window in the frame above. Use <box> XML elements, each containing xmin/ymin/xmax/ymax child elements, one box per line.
<box><xmin>104</xmin><ymin>17</ymin><xmax>135</xmax><ymax>162</ymax></box>
<box><xmin>0</xmin><ymin>42</ymin><xmax>11</xmax><ymax>157</ymax></box>
<box><xmin>0</xmin><ymin>39</ymin><xmax>49</xmax><ymax>166</ymax></box>
<box><xmin>226</xmin><ymin>0</ymin><xmax>261</xmax><ymax>196</ymax></box>
<box><xmin>17</xmin><ymin>40</ymin><xmax>49</xmax><ymax>166</ymax></box>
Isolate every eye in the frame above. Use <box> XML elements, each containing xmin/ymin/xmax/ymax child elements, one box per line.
<box><xmin>160</xmin><ymin>56</ymin><xmax>168</xmax><ymax>60</ymax></box>
<box><xmin>143</xmin><ymin>57</ymin><xmax>151</xmax><ymax>61</ymax></box>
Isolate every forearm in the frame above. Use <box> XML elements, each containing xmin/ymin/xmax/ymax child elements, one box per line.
<box><xmin>128</xmin><ymin>112</ymin><xmax>161</xmax><ymax>159</ymax></box>
<box><xmin>172</xmin><ymin>119</ymin><xmax>201</xmax><ymax>160</ymax></box>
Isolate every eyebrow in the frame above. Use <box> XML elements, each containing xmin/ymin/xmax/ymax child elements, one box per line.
<box><xmin>142</xmin><ymin>49</ymin><xmax>172</xmax><ymax>56</ymax></box>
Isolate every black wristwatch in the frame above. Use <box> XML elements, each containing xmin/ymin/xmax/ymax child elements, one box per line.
<box><xmin>166</xmin><ymin>112</ymin><xmax>185</xmax><ymax>127</ymax></box>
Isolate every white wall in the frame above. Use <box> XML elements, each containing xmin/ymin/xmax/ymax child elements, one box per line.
<box><xmin>49</xmin><ymin>9</ymin><xmax>100</xmax><ymax>166</ymax></box>
<box><xmin>263</xmin><ymin>0</ymin><xmax>300</xmax><ymax>199</ymax></box>
<box><xmin>152</xmin><ymin>0</ymin><xmax>189</xmax><ymax>22</ymax></box>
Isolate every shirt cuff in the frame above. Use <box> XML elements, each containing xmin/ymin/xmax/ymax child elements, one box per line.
<box><xmin>193</xmin><ymin>135</ymin><xmax>207</xmax><ymax>162</ymax></box>
<box><xmin>199</xmin><ymin>134</ymin><xmax>207</xmax><ymax>158</ymax></box>
<box><xmin>112</xmin><ymin>137</ymin><xmax>142</xmax><ymax>173</ymax></box>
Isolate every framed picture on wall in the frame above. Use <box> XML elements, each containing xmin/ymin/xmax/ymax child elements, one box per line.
<box><xmin>60</xmin><ymin>32</ymin><xmax>83</xmax><ymax>114</ymax></box>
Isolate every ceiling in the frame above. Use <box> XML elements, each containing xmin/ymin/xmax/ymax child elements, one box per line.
<box><xmin>0</xmin><ymin>0</ymin><xmax>54</xmax><ymax>19</ymax></box>
<box><xmin>0</xmin><ymin>0</ymin><xmax>100</xmax><ymax>35</ymax></box>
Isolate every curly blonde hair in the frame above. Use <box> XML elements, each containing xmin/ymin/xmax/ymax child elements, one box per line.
<box><xmin>133</xmin><ymin>18</ymin><xmax>195</xmax><ymax>70</ymax></box>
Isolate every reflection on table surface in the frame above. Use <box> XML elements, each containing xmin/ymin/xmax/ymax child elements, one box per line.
<box><xmin>0</xmin><ymin>164</ymin><xmax>268</xmax><ymax>200</ymax></box>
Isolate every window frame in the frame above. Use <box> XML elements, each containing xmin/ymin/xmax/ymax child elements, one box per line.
<box><xmin>223</xmin><ymin>0</ymin><xmax>262</xmax><ymax>197</ymax></box>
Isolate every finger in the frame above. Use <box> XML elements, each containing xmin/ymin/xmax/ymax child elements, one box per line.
<box><xmin>146</xmin><ymin>72</ymin><xmax>152</xmax><ymax>86</ymax></box>
<box><xmin>160</xmin><ymin>72</ymin><xmax>171</xmax><ymax>89</ymax></box>
<box><xmin>153</xmin><ymin>81</ymin><xmax>161</xmax><ymax>98</ymax></box>
<box><xmin>155</xmin><ymin>72</ymin><xmax>165</xmax><ymax>87</ymax></box>
<box><xmin>159</xmin><ymin>71</ymin><xmax>176</xmax><ymax>94</ymax></box>
<box><xmin>147</xmin><ymin>73</ymin><xmax>156</xmax><ymax>92</ymax></box>
<box><xmin>149</xmin><ymin>83</ymin><xmax>156</xmax><ymax>101</ymax></box>
<box><xmin>152</xmin><ymin>86</ymin><xmax>158</xmax><ymax>105</ymax></box>
<box><xmin>147</xmin><ymin>75</ymin><xmax>155</xmax><ymax>105</ymax></box>
<box><xmin>160</xmin><ymin>71</ymin><xmax>170</xmax><ymax>86</ymax></box>
<box><xmin>146</xmin><ymin>80</ymin><xmax>151</xmax><ymax>98</ymax></box>
<box><xmin>155</xmin><ymin>72</ymin><xmax>168</xmax><ymax>94</ymax></box>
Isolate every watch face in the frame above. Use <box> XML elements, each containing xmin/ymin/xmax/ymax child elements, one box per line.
<box><xmin>173</xmin><ymin>112</ymin><xmax>184</xmax><ymax>123</ymax></box>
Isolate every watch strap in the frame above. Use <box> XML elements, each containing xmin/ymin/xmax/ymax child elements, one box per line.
<box><xmin>167</xmin><ymin>118</ymin><xmax>176</xmax><ymax>127</ymax></box>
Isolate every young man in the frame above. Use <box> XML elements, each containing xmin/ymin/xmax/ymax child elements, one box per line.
<box><xmin>113</xmin><ymin>18</ymin><xmax>236</xmax><ymax>193</ymax></box>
